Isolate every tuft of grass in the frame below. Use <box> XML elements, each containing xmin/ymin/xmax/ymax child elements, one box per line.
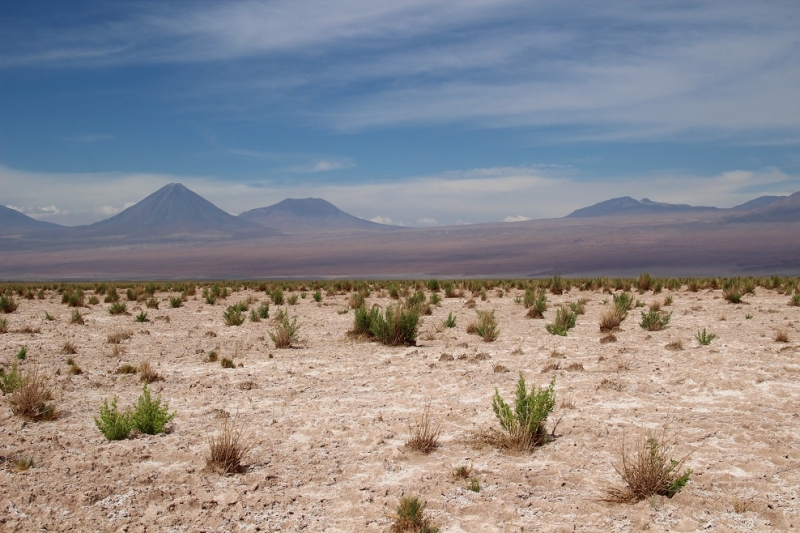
<box><xmin>12</xmin><ymin>456</ymin><xmax>34</xmax><ymax>472</ymax></box>
<box><xmin>569</xmin><ymin>297</ymin><xmax>588</xmax><ymax>315</ymax></box>
<box><xmin>8</xmin><ymin>366</ymin><xmax>56</xmax><ymax>421</ymax></box>
<box><xmin>453</xmin><ymin>463</ymin><xmax>473</xmax><ymax>480</ymax></box>
<box><xmin>62</xmin><ymin>341</ymin><xmax>77</xmax><ymax>354</ymax></box>
<box><xmin>138</xmin><ymin>360</ymin><xmax>161</xmax><ymax>383</ymax></box>
<box><xmin>665</xmin><ymin>340</ymin><xmax>683</xmax><ymax>351</ymax></box>
<box><xmin>405</xmin><ymin>404</ymin><xmax>441</xmax><ymax>454</ymax></box>
<box><xmin>70</xmin><ymin>310</ymin><xmax>85</xmax><ymax>324</ymax></box>
<box><xmin>599</xmin><ymin>307</ymin><xmax>625</xmax><ymax>332</ymax></box>
<box><xmin>524</xmin><ymin>288</ymin><xmax>547</xmax><ymax>318</ymax></box>
<box><xmin>221</xmin><ymin>357</ymin><xmax>235</xmax><ymax>368</ymax></box>
<box><xmin>639</xmin><ymin>309</ymin><xmax>672</xmax><ymax>331</ymax></box>
<box><xmin>270</xmin><ymin>288</ymin><xmax>284</xmax><ymax>306</ymax></box>
<box><xmin>108</xmin><ymin>302</ymin><xmax>127</xmax><ymax>315</ymax></box>
<box><xmin>0</xmin><ymin>317</ymin><xmax>7</xmax><ymax>333</ymax></box>
<box><xmin>107</xmin><ymin>330</ymin><xmax>133</xmax><ymax>344</ymax></box>
<box><xmin>546</xmin><ymin>306</ymin><xmax>577</xmax><ymax>336</ymax></box>
<box><xmin>223</xmin><ymin>302</ymin><xmax>247</xmax><ymax>326</ymax></box>
<box><xmin>442</xmin><ymin>311</ymin><xmax>457</xmax><ymax>328</ymax></box>
<box><xmin>469</xmin><ymin>310</ymin><xmax>499</xmax><ymax>342</ymax></box>
<box><xmin>312</xmin><ymin>290</ymin><xmax>322</xmax><ymax>302</ymax></box>
<box><xmin>88</xmin><ymin>295</ymin><xmax>100</xmax><ymax>305</ymax></box>
<box><xmin>206</xmin><ymin>350</ymin><xmax>219</xmax><ymax>363</ymax></box>
<box><xmin>0</xmin><ymin>294</ymin><xmax>19</xmax><ymax>313</ymax></box>
<box><xmin>169</xmin><ymin>296</ymin><xmax>183</xmax><ymax>308</ymax></box>
<box><xmin>269</xmin><ymin>309</ymin><xmax>300</xmax><ymax>348</ymax></box>
<box><xmin>146</xmin><ymin>296</ymin><xmax>159</xmax><ymax>309</ymax></box>
<box><xmin>130</xmin><ymin>383</ymin><xmax>175</xmax><ymax>435</ymax></box>
<box><xmin>774</xmin><ymin>330</ymin><xmax>789</xmax><ymax>343</ymax></box>
<box><xmin>389</xmin><ymin>496</ymin><xmax>439</xmax><ymax>533</ymax></box>
<box><xmin>287</xmin><ymin>294</ymin><xmax>299</xmax><ymax>305</ymax></box>
<box><xmin>95</xmin><ymin>396</ymin><xmax>132</xmax><ymax>440</ymax></box>
<box><xmin>44</xmin><ymin>311</ymin><xmax>54</xmax><ymax>321</ymax></box>
<box><xmin>605</xmin><ymin>425</ymin><xmax>692</xmax><ymax>503</ymax></box>
<box><xmin>16</xmin><ymin>345</ymin><xmax>27</xmax><ymax>360</ymax></box>
<box><xmin>115</xmin><ymin>364</ymin><xmax>138</xmax><ymax>375</ymax></box>
<box><xmin>695</xmin><ymin>328</ymin><xmax>716</xmax><ymax>346</ymax></box>
<box><xmin>206</xmin><ymin>417</ymin><xmax>254</xmax><ymax>474</ymax></box>
<box><xmin>135</xmin><ymin>310</ymin><xmax>148</xmax><ymax>323</ymax></box>
<box><xmin>789</xmin><ymin>292</ymin><xmax>800</xmax><ymax>307</ymax></box>
<box><xmin>491</xmin><ymin>373</ymin><xmax>556</xmax><ymax>451</ymax></box>
<box><xmin>0</xmin><ymin>362</ymin><xmax>24</xmax><ymax>395</ymax></box>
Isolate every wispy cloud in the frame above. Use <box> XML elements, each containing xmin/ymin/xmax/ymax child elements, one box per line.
<box><xmin>6</xmin><ymin>204</ymin><xmax>65</xmax><ymax>219</ymax></box>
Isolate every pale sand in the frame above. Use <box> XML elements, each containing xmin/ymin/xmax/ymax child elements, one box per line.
<box><xmin>1</xmin><ymin>286</ymin><xmax>798</xmax><ymax>532</ymax></box>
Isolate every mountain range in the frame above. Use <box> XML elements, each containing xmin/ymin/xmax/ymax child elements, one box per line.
<box><xmin>2</xmin><ymin>184</ymin><xmax>799</xmax><ymax>279</ymax></box>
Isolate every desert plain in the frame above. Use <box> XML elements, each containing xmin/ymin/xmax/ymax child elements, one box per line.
<box><xmin>1</xmin><ymin>280</ymin><xmax>799</xmax><ymax>532</ymax></box>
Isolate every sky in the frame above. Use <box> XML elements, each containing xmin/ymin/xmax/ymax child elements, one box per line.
<box><xmin>2</xmin><ymin>0</ymin><xmax>800</xmax><ymax>227</ymax></box>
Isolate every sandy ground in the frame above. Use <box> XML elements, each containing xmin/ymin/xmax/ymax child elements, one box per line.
<box><xmin>1</xmin><ymin>285</ymin><xmax>798</xmax><ymax>532</ymax></box>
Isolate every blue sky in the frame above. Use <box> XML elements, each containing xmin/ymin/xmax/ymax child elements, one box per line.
<box><xmin>2</xmin><ymin>0</ymin><xmax>799</xmax><ymax>226</ymax></box>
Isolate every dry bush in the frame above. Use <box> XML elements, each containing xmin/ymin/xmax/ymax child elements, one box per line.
<box><xmin>665</xmin><ymin>340</ymin><xmax>684</xmax><ymax>351</ymax></box>
<box><xmin>774</xmin><ymin>330</ymin><xmax>789</xmax><ymax>343</ymax></box>
<box><xmin>605</xmin><ymin>424</ymin><xmax>692</xmax><ymax>503</ymax></box>
<box><xmin>62</xmin><ymin>341</ymin><xmax>77</xmax><ymax>354</ymax></box>
<box><xmin>206</xmin><ymin>418</ymin><xmax>253</xmax><ymax>474</ymax></box>
<box><xmin>115</xmin><ymin>364</ymin><xmax>138</xmax><ymax>374</ymax></box>
<box><xmin>600</xmin><ymin>333</ymin><xmax>617</xmax><ymax>344</ymax></box>
<box><xmin>9</xmin><ymin>366</ymin><xmax>56</xmax><ymax>421</ymax></box>
<box><xmin>599</xmin><ymin>308</ymin><xmax>623</xmax><ymax>332</ymax></box>
<box><xmin>566</xmin><ymin>362</ymin><xmax>584</xmax><ymax>371</ymax></box>
<box><xmin>541</xmin><ymin>361</ymin><xmax>560</xmax><ymax>372</ymax></box>
<box><xmin>107</xmin><ymin>330</ymin><xmax>133</xmax><ymax>344</ymax></box>
<box><xmin>405</xmin><ymin>404</ymin><xmax>441</xmax><ymax>454</ymax></box>
<box><xmin>389</xmin><ymin>496</ymin><xmax>439</xmax><ymax>533</ymax></box>
<box><xmin>452</xmin><ymin>463</ymin><xmax>473</xmax><ymax>480</ymax></box>
<box><xmin>138</xmin><ymin>360</ymin><xmax>161</xmax><ymax>383</ymax></box>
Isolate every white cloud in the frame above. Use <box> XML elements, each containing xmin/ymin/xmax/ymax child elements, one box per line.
<box><xmin>370</xmin><ymin>216</ymin><xmax>404</xmax><ymax>226</ymax></box>
<box><xmin>504</xmin><ymin>215</ymin><xmax>530</xmax><ymax>222</ymax></box>
<box><xmin>416</xmin><ymin>217</ymin><xmax>438</xmax><ymax>226</ymax></box>
<box><xmin>93</xmin><ymin>202</ymin><xmax>136</xmax><ymax>217</ymax></box>
<box><xmin>6</xmin><ymin>204</ymin><xmax>64</xmax><ymax>219</ymax></box>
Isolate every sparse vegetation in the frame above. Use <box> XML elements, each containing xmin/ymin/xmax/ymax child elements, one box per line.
<box><xmin>524</xmin><ymin>288</ymin><xmax>547</xmax><ymax>318</ymax></box>
<box><xmin>70</xmin><ymin>310</ymin><xmax>85</xmax><ymax>324</ymax></box>
<box><xmin>313</xmin><ymin>290</ymin><xmax>322</xmax><ymax>302</ymax></box>
<box><xmin>270</xmin><ymin>288</ymin><xmax>284</xmax><ymax>305</ymax></box>
<box><xmin>0</xmin><ymin>294</ymin><xmax>19</xmax><ymax>313</ymax></box>
<box><xmin>442</xmin><ymin>312</ymin><xmax>457</xmax><ymax>328</ymax></box>
<box><xmin>169</xmin><ymin>296</ymin><xmax>183</xmax><ymax>308</ymax></box>
<box><xmin>367</xmin><ymin>304</ymin><xmax>419</xmax><ymax>346</ymax></box>
<box><xmin>491</xmin><ymin>373</ymin><xmax>556</xmax><ymax>450</ymax></box>
<box><xmin>221</xmin><ymin>357</ymin><xmax>235</xmax><ymax>368</ymax></box>
<box><xmin>0</xmin><ymin>362</ymin><xmax>23</xmax><ymax>395</ymax></box>
<box><xmin>107</xmin><ymin>330</ymin><xmax>133</xmax><ymax>344</ymax></box>
<box><xmin>406</xmin><ymin>404</ymin><xmax>441</xmax><ymax>454</ymax></box>
<box><xmin>108</xmin><ymin>302</ymin><xmax>127</xmax><ymax>315</ymax></box>
<box><xmin>130</xmin><ymin>383</ymin><xmax>175</xmax><ymax>435</ymax></box>
<box><xmin>95</xmin><ymin>396</ymin><xmax>133</xmax><ymax>440</ymax></box>
<box><xmin>546</xmin><ymin>306</ymin><xmax>577</xmax><ymax>336</ymax></box>
<box><xmin>223</xmin><ymin>302</ymin><xmax>247</xmax><ymax>326</ymax></box>
<box><xmin>16</xmin><ymin>345</ymin><xmax>27</xmax><ymax>360</ymax></box>
<box><xmin>138</xmin><ymin>360</ymin><xmax>160</xmax><ymax>383</ymax></box>
<box><xmin>8</xmin><ymin>366</ymin><xmax>56</xmax><ymax>421</ymax></box>
<box><xmin>269</xmin><ymin>309</ymin><xmax>300</xmax><ymax>348</ymax></box>
<box><xmin>605</xmin><ymin>425</ymin><xmax>692</xmax><ymax>503</ymax></box>
<box><xmin>695</xmin><ymin>328</ymin><xmax>716</xmax><ymax>346</ymax></box>
<box><xmin>136</xmin><ymin>310</ymin><xmax>148</xmax><ymax>322</ymax></box>
<box><xmin>206</xmin><ymin>417</ymin><xmax>253</xmax><ymax>474</ymax></box>
<box><xmin>390</xmin><ymin>496</ymin><xmax>439</xmax><ymax>533</ymax></box>
<box><xmin>468</xmin><ymin>309</ymin><xmax>499</xmax><ymax>342</ymax></box>
<box><xmin>775</xmin><ymin>330</ymin><xmax>789</xmax><ymax>343</ymax></box>
<box><xmin>639</xmin><ymin>309</ymin><xmax>672</xmax><ymax>331</ymax></box>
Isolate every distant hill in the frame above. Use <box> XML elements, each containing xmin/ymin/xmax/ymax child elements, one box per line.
<box><xmin>730</xmin><ymin>195</ymin><xmax>786</xmax><ymax>211</ymax></box>
<box><xmin>0</xmin><ymin>205</ymin><xmax>61</xmax><ymax>231</ymax></box>
<box><xmin>728</xmin><ymin>191</ymin><xmax>800</xmax><ymax>223</ymax></box>
<box><xmin>566</xmin><ymin>197</ymin><xmax>718</xmax><ymax>218</ymax></box>
<box><xmin>75</xmin><ymin>183</ymin><xmax>267</xmax><ymax>238</ymax></box>
<box><xmin>239</xmin><ymin>197</ymin><xmax>395</xmax><ymax>233</ymax></box>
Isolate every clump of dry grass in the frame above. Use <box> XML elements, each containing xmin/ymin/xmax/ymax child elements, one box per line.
<box><xmin>138</xmin><ymin>360</ymin><xmax>160</xmax><ymax>383</ymax></box>
<box><xmin>206</xmin><ymin>418</ymin><xmax>253</xmax><ymax>475</ymax></box>
<box><xmin>566</xmin><ymin>362</ymin><xmax>584</xmax><ymax>371</ymax></box>
<box><xmin>600</xmin><ymin>333</ymin><xmax>617</xmax><ymax>344</ymax></box>
<box><xmin>62</xmin><ymin>341</ymin><xmax>77</xmax><ymax>354</ymax></box>
<box><xmin>115</xmin><ymin>364</ymin><xmax>137</xmax><ymax>374</ymax></box>
<box><xmin>389</xmin><ymin>496</ymin><xmax>439</xmax><ymax>533</ymax></box>
<box><xmin>405</xmin><ymin>404</ymin><xmax>441</xmax><ymax>454</ymax></box>
<box><xmin>665</xmin><ymin>340</ymin><xmax>684</xmax><ymax>351</ymax></box>
<box><xmin>107</xmin><ymin>330</ymin><xmax>133</xmax><ymax>344</ymax></box>
<box><xmin>605</xmin><ymin>424</ymin><xmax>692</xmax><ymax>503</ymax></box>
<box><xmin>8</xmin><ymin>366</ymin><xmax>56</xmax><ymax>421</ymax></box>
<box><xmin>774</xmin><ymin>330</ymin><xmax>789</xmax><ymax>343</ymax></box>
<box><xmin>599</xmin><ymin>308</ymin><xmax>624</xmax><ymax>332</ymax></box>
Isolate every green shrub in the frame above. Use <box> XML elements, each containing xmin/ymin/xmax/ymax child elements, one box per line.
<box><xmin>130</xmin><ymin>383</ymin><xmax>175</xmax><ymax>435</ymax></box>
<box><xmin>223</xmin><ymin>303</ymin><xmax>246</xmax><ymax>326</ymax></box>
<box><xmin>287</xmin><ymin>294</ymin><xmax>299</xmax><ymax>305</ymax></box>
<box><xmin>546</xmin><ymin>306</ymin><xmax>577</xmax><ymax>336</ymax></box>
<box><xmin>146</xmin><ymin>296</ymin><xmax>159</xmax><ymax>309</ymax></box>
<box><xmin>269</xmin><ymin>310</ymin><xmax>299</xmax><ymax>348</ymax></box>
<box><xmin>369</xmin><ymin>304</ymin><xmax>419</xmax><ymax>346</ymax></box>
<box><xmin>271</xmin><ymin>288</ymin><xmax>284</xmax><ymax>305</ymax></box>
<box><xmin>104</xmin><ymin>287</ymin><xmax>120</xmax><ymax>303</ymax></box>
<box><xmin>44</xmin><ymin>311</ymin><xmax>54</xmax><ymax>321</ymax></box>
<box><xmin>430</xmin><ymin>292</ymin><xmax>441</xmax><ymax>305</ymax></box>
<box><xmin>639</xmin><ymin>309</ymin><xmax>672</xmax><ymax>331</ymax></box>
<box><xmin>695</xmin><ymin>328</ymin><xmax>716</xmax><ymax>345</ymax></box>
<box><xmin>312</xmin><ymin>290</ymin><xmax>322</xmax><ymax>302</ymax></box>
<box><xmin>95</xmin><ymin>396</ymin><xmax>132</xmax><ymax>440</ymax></box>
<box><xmin>135</xmin><ymin>311</ymin><xmax>148</xmax><ymax>323</ymax></box>
<box><xmin>0</xmin><ymin>317</ymin><xmax>7</xmax><ymax>333</ymax></box>
<box><xmin>352</xmin><ymin>304</ymin><xmax>380</xmax><ymax>336</ymax></box>
<box><xmin>71</xmin><ymin>310</ymin><xmax>85</xmax><ymax>324</ymax></box>
<box><xmin>0</xmin><ymin>294</ymin><xmax>18</xmax><ymax>313</ymax></box>
<box><xmin>790</xmin><ymin>292</ymin><xmax>800</xmax><ymax>307</ymax></box>
<box><xmin>472</xmin><ymin>310</ymin><xmax>499</xmax><ymax>342</ymax></box>
<box><xmin>169</xmin><ymin>296</ymin><xmax>183</xmax><ymax>308</ymax></box>
<box><xmin>16</xmin><ymin>345</ymin><xmax>27</xmax><ymax>360</ymax></box>
<box><xmin>442</xmin><ymin>312</ymin><xmax>457</xmax><ymax>328</ymax></box>
<box><xmin>613</xmin><ymin>292</ymin><xmax>634</xmax><ymax>315</ymax></box>
<box><xmin>492</xmin><ymin>373</ymin><xmax>556</xmax><ymax>450</ymax></box>
<box><xmin>61</xmin><ymin>289</ymin><xmax>84</xmax><ymax>307</ymax></box>
<box><xmin>549</xmin><ymin>275</ymin><xmax>564</xmax><ymax>295</ymax></box>
<box><xmin>390</xmin><ymin>496</ymin><xmax>439</xmax><ymax>533</ymax></box>
<box><xmin>0</xmin><ymin>362</ymin><xmax>23</xmax><ymax>395</ymax></box>
<box><xmin>108</xmin><ymin>302</ymin><xmax>127</xmax><ymax>315</ymax></box>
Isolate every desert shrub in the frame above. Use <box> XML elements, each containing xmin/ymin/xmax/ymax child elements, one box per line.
<box><xmin>491</xmin><ymin>373</ymin><xmax>556</xmax><ymax>450</ymax></box>
<box><xmin>605</xmin><ymin>426</ymin><xmax>692</xmax><ymax>503</ymax></box>
<box><xmin>639</xmin><ymin>310</ymin><xmax>672</xmax><ymax>331</ymax></box>
<box><xmin>169</xmin><ymin>296</ymin><xmax>183</xmax><ymax>308</ymax></box>
<box><xmin>287</xmin><ymin>294</ymin><xmax>299</xmax><ymax>305</ymax></box>
<box><xmin>613</xmin><ymin>292</ymin><xmax>634</xmax><ymax>314</ymax></box>
<box><xmin>144</xmin><ymin>296</ymin><xmax>158</xmax><ymax>309</ymax></box>
<box><xmin>220</xmin><ymin>357</ymin><xmax>235</xmax><ymax>368</ymax></box>
<box><xmin>722</xmin><ymin>280</ymin><xmax>743</xmax><ymax>303</ymax></box>
<box><xmin>270</xmin><ymin>288</ymin><xmax>284</xmax><ymax>305</ymax></box>
<box><xmin>0</xmin><ymin>318</ymin><xmax>7</xmax><ymax>333</ymax></box>
<box><xmin>206</xmin><ymin>418</ymin><xmax>253</xmax><ymax>474</ymax></box>
<box><xmin>223</xmin><ymin>304</ymin><xmax>246</xmax><ymax>326</ymax></box>
<box><xmin>95</xmin><ymin>396</ymin><xmax>132</xmax><ymax>440</ymax></box>
<box><xmin>16</xmin><ymin>345</ymin><xmax>27</xmax><ymax>360</ymax></box>
<box><xmin>549</xmin><ymin>275</ymin><xmax>564</xmax><ymax>295</ymax></box>
<box><xmin>430</xmin><ymin>292</ymin><xmax>441</xmax><ymax>305</ymax></box>
<box><xmin>115</xmin><ymin>364</ymin><xmax>138</xmax><ymax>374</ymax></box>
<box><xmin>789</xmin><ymin>292</ymin><xmax>800</xmax><ymax>307</ymax></box>
<box><xmin>470</xmin><ymin>309</ymin><xmax>499</xmax><ymax>342</ymax></box>
<box><xmin>695</xmin><ymin>328</ymin><xmax>716</xmax><ymax>346</ymax></box>
<box><xmin>569</xmin><ymin>297</ymin><xmax>588</xmax><ymax>315</ymax></box>
<box><xmin>269</xmin><ymin>310</ymin><xmax>299</xmax><ymax>348</ymax></box>
<box><xmin>442</xmin><ymin>312</ymin><xmax>457</xmax><ymax>328</ymax></box>
<box><xmin>312</xmin><ymin>290</ymin><xmax>322</xmax><ymax>302</ymax></box>
<box><xmin>107</xmin><ymin>330</ymin><xmax>133</xmax><ymax>344</ymax></box>
<box><xmin>0</xmin><ymin>294</ymin><xmax>18</xmax><ymax>313</ymax></box>
<box><xmin>369</xmin><ymin>304</ymin><xmax>419</xmax><ymax>346</ymax></box>
<box><xmin>390</xmin><ymin>496</ymin><xmax>439</xmax><ymax>533</ymax></box>
<box><xmin>104</xmin><ymin>287</ymin><xmax>120</xmax><ymax>303</ymax></box>
<box><xmin>108</xmin><ymin>302</ymin><xmax>127</xmax><ymax>315</ymax></box>
<box><xmin>351</xmin><ymin>304</ymin><xmax>381</xmax><ymax>336</ymax></box>
<box><xmin>426</xmin><ymin>279</ymin><xmax>440</xmax><ymax>292</ymax></box>
<box><xmin>130</xmin><ymin>383</ymin><xmax>175</xmax><ymax>435</ymax></box>
<box><xmin>636</xmin><ymin>272</ymin><xmax>653</xmax><ymax>293</ymax></box>
<box><xmin>444</xmin><ymin>282</ymin><xmax>462</xmax><ymax>298</ymax></box>
<box><xmin>61</xmin><ymin>289</ymin><xmax>84</xmax><ymax>307</ymax></box>
<box><xmin>524</xmin><ymin>288</ymin><xmax>547</xmax><ymax>318</ymax></box>
<box><xmin>406</xmin><ymin>404</ymin><xmax>441</xmax><ymax>454</ymax></box>
<box><xmin>70</xmin><ymin>310</ymin><xmax>85</xmax><ymax>324</ymax></box>
<box><xmin>135</xmin><ymin>311</ymin><xmax>148</xmax><ymax>323</ymax></box>
<box><xmin>8</xmin><ymin>366</ymin><xmax>56</xmax><ymax>421</ymax></box>
<box><xmin>349</xmin><ymin>291</ymin><xmax>366</xmax><ymax>309</ymax></box>
<box><xmin>0</xmin><ymin>362</ymin><xmax>23</xmax><ymax>395</ymax></box>
<box><xmin>599</xmin><ymin>307</ymin><xmax>625</xmax><ymax>332</ymax></box>
<box><xmin>546</xmin><ymin>306</ymin><xmax>577</xmax><ymax>336</ymax></box>
<box><xmin>775</xmin><ymin>330</ymin><xmax>789</xmax><ymax>343</ymax></box>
